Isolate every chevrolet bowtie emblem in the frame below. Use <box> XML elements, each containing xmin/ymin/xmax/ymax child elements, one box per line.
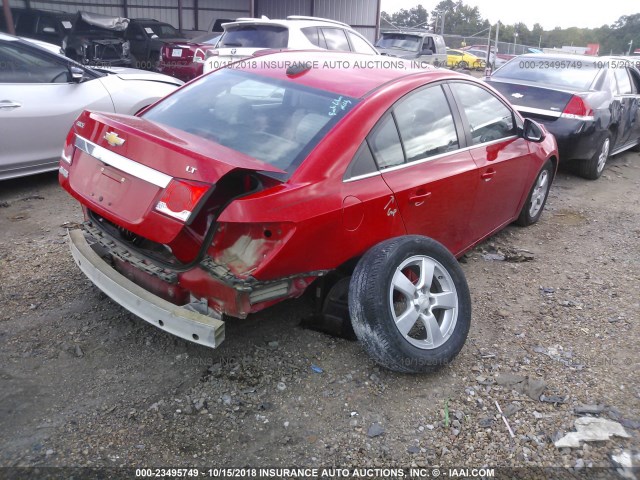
<box><xmin>511</xmin><ymin>93</ymin><xmax>524</xmax><ymax>99</ymax></box>
<box><xmin>104</xmin><ymin>131</ymin><xmax>125</xmax><ymax>147</ymax></box>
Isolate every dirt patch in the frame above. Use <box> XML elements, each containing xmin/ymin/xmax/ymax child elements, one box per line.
<box><xmin>552</xmin><ymin>209</ymin><xmax>588</xmax><ymax>226</ymax></box>
<box><xmin>1</xmin><ymin>152</ymin><xmax>639</xmax><ymax>470</ymax></box>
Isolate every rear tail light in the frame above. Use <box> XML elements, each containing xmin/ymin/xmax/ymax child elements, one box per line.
<box><xmin>155</xmin><ymin>179</ymin><xmax>209</xmax><ymax>222</ymax></box>
<box><xmin>193</xmin><ymin>48</ymin><xmax>208</xmax><ymax>63</ymax></box>
<box><xmin>561</xmin><ymin>95</ymin><xmax>594</xmax><ymax>121</ymax></box>
<box><xmin>60</xmin><ymin>130</ymin><xmax>76</xmax><ymax>165</ymax></box>
<box><xmin>61</xmin><ymin>144</ymin><xmax>73</xmax><ymax>164</ymax></box>
<box><xmin>204</xmin><ymin>49</ymin><xmax>219</xmax><ymax>59</ymax></box>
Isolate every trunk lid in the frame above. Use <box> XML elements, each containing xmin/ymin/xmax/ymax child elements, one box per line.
<box><xmin>67</xmin><ymin>110</ymin><xmax>284</xmax><ymax>245</ymax></box>
<box><xmin>487</xmin><ymin>79</ymin><xmax>576</xmax><ymax>121</ymax></box>
<box><xmin>160</xmin><ymin>42</ymin><xmax>216</xmax><ymax>63</ymax></box>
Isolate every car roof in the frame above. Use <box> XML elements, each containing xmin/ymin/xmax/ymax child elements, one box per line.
<box><xmin>12</xmin><ymin>7</ymin><xmax>75</xmax><ymax>19</ymax></box>
<box><xmin>517</xmin><ymin>53</ymin><xmax>593</xmax><ymax>61</ymax></box>
<box><xmin>227</xmin><ymin>50</ymin><xmax>467</xmax><ymax>98</ymax></box>
<box><xmin>380</xmin><ymin>31</ymin><xmax>436</xmax><ymax>37</ymax></box>
<box><xmin>130</xmin><ymin>18</ymin><xmax>172</xmax><ymax>24</ymax></box>
<box><xmin>223</xmin><ymin>16</ymin><xmax>351</xmax><ymax>30</ymax></box>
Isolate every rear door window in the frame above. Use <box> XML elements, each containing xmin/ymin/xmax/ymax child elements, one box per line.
<box><xmin>368</xmin><ymin>114</ymin><xmax>404</xmax><ymax>169</ymax></box>
<box><xmin>220</xmin><ymin>25</ymin><xmax>288</xmax><ymax>48</ymax></box>
<box><xmin>301</xmin><ymin>27</ymin><xmax>326</xmax><ymax>48</ymax></box>
<box><xmin>347</xmin><ymin>31</ymin><xmax>376</xmax><ymax>55</ymax></box>
<box><xmin>321</xmin><ymin>28</ymin><xmax>350</xmax><ymax>51</ymax></box>
<box><xmin>614</xmin><ymin>67</ymin><xmax>632</xmax><ymax>94</ymax></box>
<box><xmin>344</xmin><ymin>141</ymin><xmax>378</xmax><ymax>180</ymax></box>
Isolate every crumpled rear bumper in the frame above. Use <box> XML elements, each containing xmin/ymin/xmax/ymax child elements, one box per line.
<box><xmin>68</xmin><ymin>229</ymin><xmax>225</xmax><ymax>348</ymax></box>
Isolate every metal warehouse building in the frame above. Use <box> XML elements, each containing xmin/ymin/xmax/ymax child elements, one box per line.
<box><xmin>6</xmin><ymin>0</ymin><xmax>382</xmax><ymax>41</ymax></box>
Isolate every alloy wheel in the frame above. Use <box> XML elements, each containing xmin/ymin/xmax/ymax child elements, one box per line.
<box><xmin>389</xmin><ymin>255</ymin><xmax>458</xmax><ymax>349</ymax></box>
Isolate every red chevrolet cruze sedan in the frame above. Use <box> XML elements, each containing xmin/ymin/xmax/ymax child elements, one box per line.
<box><xmin>59</xmin><ymin>51</ymin><xmax>558</xmax><ymax>372</ymax></box>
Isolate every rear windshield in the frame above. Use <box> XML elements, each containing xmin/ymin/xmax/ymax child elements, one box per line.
<box><xmin>142</xmin><ymin>69</ymin><xmax>358</xmax><ymax>174</ymax></box>
<box><xmin>219</xmin><ymin>25</ymin><xmax>288</xmax><ymax>48</ymax></box>
<box><xmin>376</xmin><ymin>34</ymin><xmax>421</xmax><ymax>52</ymax></box>
<box><xmin>492</xmin><ymin>57</ymin><xmax>600</xmax><ymax>90</ymax></box>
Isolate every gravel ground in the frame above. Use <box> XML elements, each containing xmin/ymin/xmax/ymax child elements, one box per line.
<box><xmin>0</xmin><ymin>151</ymin><xmax>638</xmax><ymax>474</ymax></box>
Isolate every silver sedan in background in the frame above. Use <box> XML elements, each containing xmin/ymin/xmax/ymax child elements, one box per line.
<box><xmin>0</xmin><ymin>33</ymin><xmax>183</xmax><ymax>180</ymax></box>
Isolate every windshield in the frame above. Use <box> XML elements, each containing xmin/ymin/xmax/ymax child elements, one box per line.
<box><xmin>142</xmin><ymin>23</ymin><xmax>179</xmax><ymax>38</ymax></box>
<box><xmin>142</xmin><ymin>69</ymin><xmax>358</xmax><ymax>173</ymax></box>
<box><xmin>492</xmin><ymin>57</ymin><xmax>600</xmax><ymax>90</ymax></box>
<box><xmin>219</xmin><ymin>25</ymin><xmax>288</xmax><ymax>48</ymax></box>
<box><xmin>375</xmin><ymin>34</ymin><xmax>421</xmax><ymax>52</ymax></box>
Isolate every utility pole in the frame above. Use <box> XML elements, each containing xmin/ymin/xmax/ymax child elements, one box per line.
<box><xmin>495</xmin><ymin>21</ymin><xmax>500</xmax><ymax>55</ymax></box>
<box><xmin>484</xmin><ymin>23</ymin><xmax>492</xmax><ymax>77</ymax></box>
<box><xmin>2</xmin><ymin>1</ymin><xmax>15</xmax><ymax>35</ymax></box>
<box><xmin>440</xmin><ymin>11</ymin><xmax>446</xmax><ymax>35</ymax></box>
<box><xmin>628</xmin><ymin>40</ymin><xmax>633</xmax><ymax>56</ymax></box>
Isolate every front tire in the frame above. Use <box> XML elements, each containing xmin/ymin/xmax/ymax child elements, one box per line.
<box><xmin>516</xmin><ymin>159</ymin><xmax>553</xmax><ymax>226</ymax></box>
<box><xmin>349</xmin><ymin>236</ymin><xmax>471</xmax><ymax>373</ymax></box>
<box><xmin>457</xmin><ymin>60</ymin><xmax>468</xmax><ymax>70</ymax></box>
<box><xmin>576</xmin><ymin>135</ymin><xmax>610</xmax><ymax>180</ymax></box>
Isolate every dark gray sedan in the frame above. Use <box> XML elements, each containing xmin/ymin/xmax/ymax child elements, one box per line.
<box><xmin>487</xmin><ymin>54</ymin><xmax>640</xmax><ymax>179</ymax></box>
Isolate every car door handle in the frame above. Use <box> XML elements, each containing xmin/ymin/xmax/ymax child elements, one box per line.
<box><xmin>481</xmin><ymin>169</ymin><xmax>496</xmax><ymax>181</ymax></box>
<box><xmin>409</xmin><ymin>190</ymin><xmax>432</xmax><ymax>206</ymax></box>
<box><xmin>0</xmin><ymin>100</ymin><xmax>22</xmax><ymax>110</ymax></box>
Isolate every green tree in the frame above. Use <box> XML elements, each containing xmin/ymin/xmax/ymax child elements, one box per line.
<box><xmin>382</xmin><ymin>1</ymin><xmax>640</xmax><ymax>54</ymax></box>
<box><xmin>431</xmin><ymin>0</ymin><xmax>485</xmax><ymax>36</ymax></box>
<box><xmin>381</xmin><ymin>5</ymin><xmax>429</xmax><ymax>30</ymax></box>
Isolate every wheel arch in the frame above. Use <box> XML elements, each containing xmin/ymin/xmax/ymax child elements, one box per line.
<box><xmin>548</xmin><ymin>155</ymin><xmax>558</xmax><ymax>179</ymax></box>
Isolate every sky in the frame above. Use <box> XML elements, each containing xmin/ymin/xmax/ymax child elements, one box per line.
<box><xmin>380</xmin><ymin>0</ymin><xmax>636</xmax><ymax>30</ymax></box>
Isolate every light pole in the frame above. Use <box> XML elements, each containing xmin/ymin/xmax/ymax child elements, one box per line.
<box><xmin>514</xmin><ymin>32</ymin><xmax>518</xmax><ymax>55</ymax></box>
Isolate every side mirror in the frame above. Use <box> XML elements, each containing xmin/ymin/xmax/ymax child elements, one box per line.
<box><xmin>523</xmin><ymin>118</ymin><xmax>545</xmax><ymax>142</ymax></box>
<box><xmin>69</xmin><ymin>66</ymin><xmax>85</xmax><ymax>82</ymax></box>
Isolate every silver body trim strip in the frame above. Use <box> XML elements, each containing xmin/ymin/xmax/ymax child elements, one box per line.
<box><xmin>74</xmin><ymin>135</ymin><xmax>172</xmax><ymax>188</ymax></box>
<box><xmin>512</xmin><ymin>105</ymin><xmax>562</xmax><ymax>118</ymax></box>
<box><xmin>379</xmin><ymin>136</ymin><xmax>519</xmax><ymax>174</ymax></box>
<box><xmin>343</xmin><ymin>135</ymin><xmax>520</xmax><ymax>182</ymax></box>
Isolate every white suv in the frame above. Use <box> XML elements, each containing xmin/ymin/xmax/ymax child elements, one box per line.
<box><xmin>203</xmin><ymin>16</ymin><xmax>378</xmax><ymax>73</ymax></box>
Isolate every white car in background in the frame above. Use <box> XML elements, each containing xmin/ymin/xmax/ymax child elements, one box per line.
<box><xmin>203</xmin><ymin>16</ymin><xmax>378</xmax><ymax>74</ymax></box>
<box><xmin>0</xmin><ymin>33</ymin><xmax>183</xmax><ymax>180</ymax></box>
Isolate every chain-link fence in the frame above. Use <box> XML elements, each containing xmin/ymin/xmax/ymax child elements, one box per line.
<box><xmin>443</xmin><ymin>34</ymin><xmax>540</xmax><ymax>55</ymax></box>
